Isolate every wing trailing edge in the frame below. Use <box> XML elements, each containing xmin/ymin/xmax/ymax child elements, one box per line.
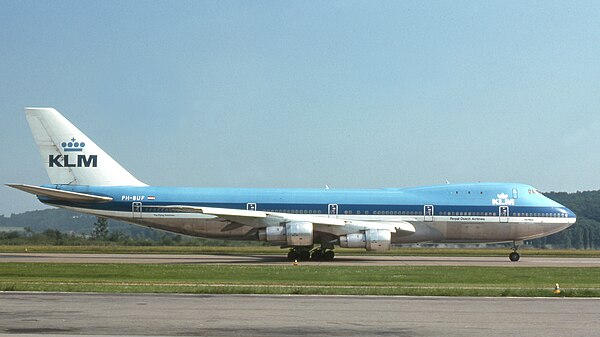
<box><xmin>159</xmin><ymin>205</ymin><xmax>347</xmax><ymax>226</ymax></box>
<box><xmin>158</xmin><ymin>205</ymin><xmax>416</xmax><ymax>234</ymax></box>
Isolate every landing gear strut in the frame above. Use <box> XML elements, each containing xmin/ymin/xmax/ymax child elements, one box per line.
<box><xmin>287</xmin><ymin>248</ymin><xmax>335</xmax><ymax>261</ymax></box>
<box><xmin>287</xmin><ymin>249</ymin><xmax>310</xmax><ymax>261</ymax></box>
<box><xmin>509</xmin><ymin>241</ymin><xmax>520</xmax><ymax>262</ymax></box>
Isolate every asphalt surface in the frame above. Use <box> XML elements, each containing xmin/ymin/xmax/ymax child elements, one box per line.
<box><xmin>1</xmin><ymin>292</ymin><xmax>599</xmax><ymax>337</ymax></box>
<box><xmin>2</xmin><ymin>252</ymin><xmax>600</xmax><ymax>266</ymax></box>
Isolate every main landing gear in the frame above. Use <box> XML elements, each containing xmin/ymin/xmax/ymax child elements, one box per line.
<box><xmin>287</xmin><ymin>248</ymin><xmax>335</xmax><ymax>261</ymax></box>
<box><xmin>509</xmin><ymin>241</ymin><xmax>520</xmax><ymax>262</ymax></box>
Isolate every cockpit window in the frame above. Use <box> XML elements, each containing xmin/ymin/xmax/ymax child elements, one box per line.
<box><xmin>528</xmin><ymin>189</ymin><xmax>542</xmax><ymax>195</ymax></box>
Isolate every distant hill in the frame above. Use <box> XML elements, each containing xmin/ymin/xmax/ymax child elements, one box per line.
<box><xmin>0</xmin><ymin>208</ymin><xmax>161</xmax><ymax>239</ymax></box>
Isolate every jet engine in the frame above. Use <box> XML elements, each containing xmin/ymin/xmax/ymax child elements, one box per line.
<box><xmin>339</xmin><ymin>229</ymin><xmax>391</xmax><ymax>251</ymax></box>
<box><xmin>258</xmin><ymin>221</ymin><xmax>313</xmax><ymax>246</ymax></box>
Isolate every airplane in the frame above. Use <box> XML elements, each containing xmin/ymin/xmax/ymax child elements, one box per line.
<box><xmin>8</xmin><ymin>108</ymin><xmax>576</xmax><ymax>262</ymax></box>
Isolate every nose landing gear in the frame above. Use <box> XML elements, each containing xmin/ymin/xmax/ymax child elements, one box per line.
<box><xmin>509</xmin><ymin>241</ymin><xmax>521</xmax><ymax>262</ymax></box>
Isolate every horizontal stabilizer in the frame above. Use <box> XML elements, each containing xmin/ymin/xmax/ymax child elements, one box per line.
<box><xmin>6</xmin><ymin>184</ymin><xmax>113</xmax><ymax>203</ymax></box>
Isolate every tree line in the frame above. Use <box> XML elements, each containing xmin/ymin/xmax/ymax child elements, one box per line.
<box><xmin>529</xmin><ymin>190</ymin><xmax>600</xmax><ymax>249</ymax></box>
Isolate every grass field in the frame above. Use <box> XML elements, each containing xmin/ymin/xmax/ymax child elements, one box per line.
<box><xmin>1</xmin><ymin>263</ymin><xmax>599</xmax><ymax>297</ymax></box>
<box><xmin>2</xmin><ymin>245</ymin><xmax>600</xmax><ymax>257</ymax></box>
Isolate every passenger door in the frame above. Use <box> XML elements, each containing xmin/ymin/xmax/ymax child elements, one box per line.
<box><xmin>424</xmin><ymin>205</ymin><xmax>434</xmax><ymax>222</ymax></box>
<box><xmin>132</xmin><ymin>202</ymin><xmax>143</xmax><ymax>218</ymax></box>
<box><xmin>328</xmin><ymin>204</ymin><xmax>338</xmax><ymax>218</ymax></box>
<box><xmin>499</xmin><ymin>206</ymin><xmax>509</xmax><ymax>223</ymax></box>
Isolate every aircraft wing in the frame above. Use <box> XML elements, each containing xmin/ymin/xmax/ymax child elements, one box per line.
<box><xmin>159</xmin><ymin>205</ymin><xmax>416</xmax><ymax>235</ymax></box>
<box><xmin>6</xmin><ymin>184</ymin><xmax>113</xmax><ymax>203</ymax></box>
<box><xmin>162</xmin><ymin>205</ymin><xmax>269</xmax><ymax>218</ymax></box>
<box><xmin>160</xmin><ymin>205</ymin><xmax>346</xmax><ymax>225</ymax></box>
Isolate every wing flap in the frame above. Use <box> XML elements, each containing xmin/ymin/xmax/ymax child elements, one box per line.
<box><xmin>6</xmin><ymin>184</ymin><xmax>113</xmax><ymax>203</ymax></box>
<box><xmin>339</xmin><ymin>220</ymin><xmax>416</xmax><ymax>235</ymax></box>
<box><xmin>158</xmin><ymin>205</ymin><xmax>348</xmax><ymax>227</ymax></box>
<box><xmin>159</xmin><ymin>205</ymin><xmax>267</xmax><ymax>218</ymax></box>
<box><xmin>156</xmin><ymin>205</ymin><xmax>414</xmax><ymax>234</ymax></box>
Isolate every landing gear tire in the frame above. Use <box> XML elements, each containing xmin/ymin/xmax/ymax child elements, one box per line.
<box><xmin>311</xmin><ymin>250</ymin><xmax>324</xmax><ymax>261</ymax></box>
<box><xmin>289</xmin><ymin>248</ymin><xmax>334</xmax><ymax>261</ymax></box>
<box><xmin>298</xmin><ymin>250</ymin><xmax>311</xmax><ymax>261</ymax></box>
<box><xmin>323</xmin><ymin>250</ymin><xmax>335</xmax><ymax>261</ymax></box>
<box><xmin>509</xmin><ymin>241</ymin><xmax>521</xmax><ymax>262</ymax></box>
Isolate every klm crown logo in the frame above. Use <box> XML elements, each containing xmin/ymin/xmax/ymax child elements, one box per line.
<box><xmin>497</xmin><ymin>193</ymin><xmax>509</xmax><ymax>200</ymax></box>
<box><xmin>49</xmin><ymin>137</ymin><xmax>97</xmax><ymax>168</ymax></box>
<box><xmin>492</xmin><ymin>193</ymin><xmax>514</xmax><ymax>206</ymax></box>
<box><xmin>62</xmin><ymin>138</ymin><xmax>86</xmax><ymax>152</ymax></box>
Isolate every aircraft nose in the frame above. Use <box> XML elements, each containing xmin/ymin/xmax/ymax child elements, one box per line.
<box><xmin>563</xmin><ymin>206</ymin><xmax>577</xmax><ymax>224</ymax></box>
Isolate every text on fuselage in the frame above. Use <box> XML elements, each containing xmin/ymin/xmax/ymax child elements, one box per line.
<box><xmin>121</xmin><ymin>195</ymin><xmax>145</xmax><ymax>201</ymax></box>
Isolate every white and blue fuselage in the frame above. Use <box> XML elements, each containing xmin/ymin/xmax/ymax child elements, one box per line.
<box><xmin>8</xmin><ymin>108</ymin><xmax>576</xmax><ymax>261</ymax></box>
<box><xmin>39</xmin><ymin>182</ymin><xmax>574</xmax><ymax>244</ymax></box>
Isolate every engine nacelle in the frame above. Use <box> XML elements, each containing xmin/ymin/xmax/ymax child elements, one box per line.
<box><xmin>258</xmin><ymin>226</ymin><xmax>286</xmax><ymax>243</ymax></box>
<box><xmin>285</xmin><ymin>221</ymin><xmax>313</xmax><ymax>246</ymax></box>
<box><xmin>339</xmin><ymin>229</ymin><xmax>391</xmax><ymax>252</ymax></box>
<box><xmin>258</xmin><ymin>222</ymin><xmax>314</xmax><ymax>246</ymax></box>
<box><xmin>339</xmin><ymin>233</ymin><xmax>366</xmax><ymax>248</ymax></box>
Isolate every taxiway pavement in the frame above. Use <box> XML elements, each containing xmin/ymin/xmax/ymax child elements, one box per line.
<box><xmin>1</xmin><ymin>292</ymin><xmax>599</xmax><ymax>337</ymax></box>
<box><xmin>1</xmin><ymin>252</ymin><xmax>600</xmax><ymax>266</ymax></box>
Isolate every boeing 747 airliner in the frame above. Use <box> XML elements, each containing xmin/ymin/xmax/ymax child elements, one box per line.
<box><xmin>8</xmin><ymin>108</ymin><xmax>576</xmax><ymax>261</ymax></box>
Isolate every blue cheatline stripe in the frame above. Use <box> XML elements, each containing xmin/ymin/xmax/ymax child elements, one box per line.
<box><xmin>39</xmin><ymin>198</ymin><xmax>572</xmax><ymax>217</ymax></box>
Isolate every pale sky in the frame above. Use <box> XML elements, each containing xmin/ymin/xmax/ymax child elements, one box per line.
<box><xmin>2</xmin><ymin>1</ymin><xmax>600</xmax><ymax>215</ymax></box>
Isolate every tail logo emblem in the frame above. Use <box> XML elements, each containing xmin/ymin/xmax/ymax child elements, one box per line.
<box><xmin>49</xmin><ymin>137</ymin><xmax>97</xmax><ymax>168</ymax></box>
<box><xmin>61</xmin><ymin>137</ymin><xmax>86</xmax><ymax>152</ymax></box>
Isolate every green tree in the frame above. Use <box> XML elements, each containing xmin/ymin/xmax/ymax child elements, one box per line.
<box><xmin>92</xmin><ymin>217</ymin><xmax>109</xmax><ymax>240</ymax></box>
